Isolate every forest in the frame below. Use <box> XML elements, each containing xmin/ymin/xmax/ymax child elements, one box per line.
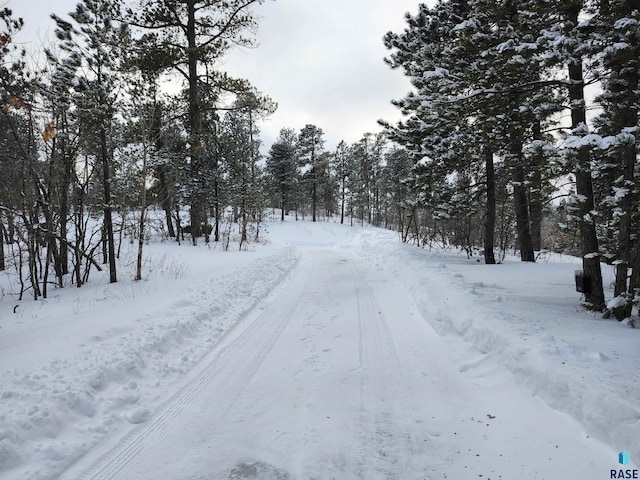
<box><xmin>382</xmin><ymin>0</ymin><xmax>640</xmax><ymax>319</ymax></box>
<box><xmin>0</xmin><ymin>0</ymin><xmax>638</xmax><ymax>321</ymax></box>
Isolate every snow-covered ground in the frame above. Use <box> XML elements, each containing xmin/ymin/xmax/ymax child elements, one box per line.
<box><xmin>0</xmin><ymin>218</ymin><xmax>637</xmax><ymax>479</ymax></box>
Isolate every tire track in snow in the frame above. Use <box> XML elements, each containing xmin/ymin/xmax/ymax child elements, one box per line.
<box><xmin>352</xmin><ymin>261</ymin><xmax>407</xmax><ymax>480</ymax></box>
<box><xmin>64</xmin><ymin>254</ymin><xmax>311</xmax><ymax>480</ymax></box>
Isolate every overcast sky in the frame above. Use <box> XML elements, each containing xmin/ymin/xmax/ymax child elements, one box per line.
<box><xmin>12</xmin><ymin>0</ymin><xmax>422</xmax><ymax>152</ymax></box>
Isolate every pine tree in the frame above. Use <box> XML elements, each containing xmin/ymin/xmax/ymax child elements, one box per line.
<box><xmin>383</xmin><ymin>1</ymin><xmax>497</xmax><ymax>257</ymax></box>
<box><xmin>218</xmin><ymin>91</ymin><xmax>273</xmax><ymax>247</ymax></box>
<box><xmin>297</xmin><ymin>124</ymin><xmax>326</xmax><ymax>222</ymax></box>
<box><xmin>334</xmin><ymin>141</ymin><xmax>351</xmax><ymax>225</ymax></box>
<box><xmin>384</xmin><ymin>0</ymin><xmax>560</xmax><ymax>262</ymax></box>
<box><xmin>130</xmin><ymin>0</ymin><xmax>267</xmax><ymax>242</ymax></box>
<box><xmin>128</xmin><ymin>32</ymin><xmax>178</xmax><ymax>239</ymax></box>
<box><xmin>348</xmin><ymin>133</ymin><xmax>386</xmax><ymax>226</ymax></box>
<box><xmin>0</xmin><ymin>8</ymin><xmax>27</xmax><ymax>275</ymax></box>
<box><xmin>590</xmin><ymin>0</ymin><xmax>640</xmax><ymax>318</ymax></box>
<box><xmin>52</xmin><ymin>0</ymin><xmax>129</xmax><ymax>283</ymax></box>
<box><xmin>267</xmin><ymin>128</ymin><xmax>298</xmax><ymax>221</ymax></box>
<box><xmin>318</xmin><ymin>151</ymin><xmax>338</xmax><ymax>220</ymax></box>
<box><xmin>121</xmin><ymin>43</ymin><xmax>166</xmax><ymax>280</ymax></box>
<box><xmin>382</xmin><ymin>147</ymin><xmax>412</xmax><ymax>234</ymax></box>
<box><xmin>542</xmin><ymin>0</ymin><xmax>606</xmax><ymax>310</ymax></box>
<box><xmin>0</xmin><ymin>9</ymin><xmax>57</xmax><ymax>297</ymax></box>
<box><xmin>468</xmin><ymin>0</ymin><xmax>559</xmax><ymax>262</ymax></box>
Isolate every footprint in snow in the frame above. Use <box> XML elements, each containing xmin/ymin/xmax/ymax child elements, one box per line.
<box><xmin>227</xmin><ymin>461</ymin><xmax>291</xmax><ymax>479</ymax></box>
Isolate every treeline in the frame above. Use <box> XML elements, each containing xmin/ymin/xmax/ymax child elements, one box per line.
<box><xmin>264</xmin><ymin>127</ymin><xmax>413</xmax><ymax>230</ymax></box>
<box><xmin>3</xmin><ymin>0</ymin><xmax>638</xmax><ymax>323</ymax></box>
<box><xmin>381</xmin><ymin>0</ymin><xmax>640</xmax><ymax>318</ymax></box>
<box><xmin>0</xmin><ymin>0</ymin><xmax>274</xmax><ymax>299</ymax></box>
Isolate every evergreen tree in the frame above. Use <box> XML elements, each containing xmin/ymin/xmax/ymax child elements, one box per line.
<box><xmin>0</xmin><ymin>8</ymin><xmax>27</xmax><ymax>275</ymax></box>
<box><xmin>542</xmin><ymin>0</ymin><xmax>606</xmax><ymax>310</ymax></box>
<box><xmin>297</xmin><ymin>124</ymin><xmax>326</xmax><ymax>222</ymax></box>
<box><xmin>349</xmin><ymin>133</ymin><xmax>386</xmax><ymax>226</ymax></box>
<box><xmin>130</xmin><ymin>0</ymin><xmax>267</xmax><ymax>241</ymax></box>
<box><xmin>266</xmin><ymin>128</ymin><xmax>299</xmax><ymax>221</ymax></box>
<box><xmin>128</xmin><ymin>32</ymin><xmax>179</xmax><ymax>239</ymax></box>
<box><xmin>466</xmin><ymin>0</ymin><xmax>557</xmax><ymax>262</ymax></box>
<box><xmin>121</xmin><ymin>43</ymin><xmax>167</xmax><ymax>280</ymax></box>
<box><xmin>0</xmin><ymin>9</ymin><xmax>54</xmax><ymax>296</ymax></box>
<box><xmin>591</xmin><ymin>0</ymin><xmax>640</xmax><ymax>318</ymax></box>
<box><xmin>218</xmin><ymin>91</ymin><xmax>273</xmax><ymax>247</ymax></box>
<box><xmin>52</xmin><ymin>0</ymin><xmax>129</xmax><ymax>283</ymax></box>
<box><xmin>383</xmin><ymin>1</ymin><xmax>495</xmax><ymax>256</ymax></box>
<box><xmin>382</xmin><ymin>147</ymin><xmax>412</xmax><ymax>234</ymax></box>
<box><xmin>318</xmin><ymin>150</ymin><xmax>338</xmax><ymax>219</ymax></box>
<box><xmin>384</xmin><ymin>0</ymin><xmax>560</xmax><ymax>262</ymax></box>
<box><xmin>334</xmin><ymin>140</ymin><xmax>351</xmax><ymax>225</ymax></box>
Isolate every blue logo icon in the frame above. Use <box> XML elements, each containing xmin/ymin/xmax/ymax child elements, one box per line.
<box><xmin>612</xmin><ymin>450</ymin><xmax>637</xmax><ymax>479</ymax></box>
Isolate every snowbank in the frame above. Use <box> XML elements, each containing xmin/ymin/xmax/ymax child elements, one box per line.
<box><xmin>342</xmin><ymin>228</ymin><xmax>640</xmax><ymax>461</ymax></box>
<box><xmin>0</xmin><ymin>241</ymin><xmax>300</xmax><ymax>480</ymax></box>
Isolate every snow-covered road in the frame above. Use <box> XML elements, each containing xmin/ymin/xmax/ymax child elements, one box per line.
<box><xmin>59</xmin><ymin>244</ymin><xmax>613</xmax><ymax>480</ymax></box>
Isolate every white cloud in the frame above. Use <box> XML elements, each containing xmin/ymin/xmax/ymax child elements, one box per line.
<box><xmin>223</xmin><ymin>0</ymin><xmax>421</xmax><ymax>150</ymax></box>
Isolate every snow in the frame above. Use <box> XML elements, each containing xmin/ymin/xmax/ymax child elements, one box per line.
<box><xmin>1</xmin><ymin>218</ymin><xmax>637</xmax><ymax>479</ymax></box>
<box><xmin>422</xmin><ymin>67</ymin><xmax>449</xmax><ymax>80</ymax></box>
<box><xmin>564</xmin><ymin>133</ymin><xmax>616</xmax><ymax>150</ymax></box>
<box><xmin>614</xmin><ymin>18</ymin><xmax>639</xmax><ymax>30</ymax></box>
<box><xmin>613</xmin><ymin>186</ymin><xmax>629</xmax><ymax>199</ymax></box>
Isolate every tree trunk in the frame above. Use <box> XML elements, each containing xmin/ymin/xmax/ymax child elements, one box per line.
<box><xmin>618</xmin><ymin>38</ymin><xmax>640</xmax><ymax>319</ymax></box>
<box><xmin>151</xmin><ymin>97</ymin><xmax>175</xmax><ymax>239</ymax></box>
<box><xmin>214</xmin><ymin>181</ymin><xmax>220</xmax><ymax>242</ymax></box>
<box><xmin>340</xmin><ymin>178</ymin><xmax>345</xmax><ymax>225</ymax></box>
<box><xmin>136</xmin><ymin>144</ymin><xmax>149</xmax><ymax>281</ymax></box>
<box><xmin>562</xmin><ymin>3</ymin><xmax>605</xmax><ymax>310</ymax></box>
<box><xmin>312</xmin><ymin>180</ymin><xmax>317</xmax><ymax>222</ymax></box>
<box><xmin>101</xmin><ymin>126</ymin><xmax>117</xmax><ymax>283</ymax></box>
<box><xmin>187</xmin><ymin>0</ymin><xmax>204</xmax><ymax>243</ymax></box>
<box><xmin>612</xmin><ymin>47</ymin><xmax>638</xmax><ymax>319</ymax></box>
<box><xmin>74</xmin><ymin>187</ymin><xmax>84</xmax><ymax>287</ymax></box>
<box><xmin>7</xmin><ymin>215</ymin><xmax>15</xmax><ymax>243</ymax></box>
<box><xmin>281</xmin><ymin>191</ymin><xmax>285</xmax><ymax>221</ymax></box>
<box><xmin>509</xmin><ymin>133</ymin><xmax>535</xmax><ymax>262</ymax></box>
<box><xmin>613</xmin><ymin>143</ymin><xmax>636</xmax><ymax>318</ymax></box>
<box><xmin>484</xmin><ymin>147</ymin><xmax>496</xmax><ymax>264</ymax></box>
<box><xmin>45</xmin><ymin>134</ymin><xmax>64</xmax><ymax>291</ymax></box>
<box><xmin>529</xmin><ymin>121</ymin><xmax>544</xmax><ymax>251</ymax></box>
<box><xmin>0</xmin><ymin>220</ymin><xmax>5</xmax><ymax>271</ymax></box>
<box><xmin>157</xmin><ymin>166</ymin><xmax>175</xmax><ymax>238</ymax></box>
<box><xmin>629</xmin><ymin>235</ymin><xmax>640</xmax><ymax>303</ymax></box>
<box><xmin>58</xmin><ymin>117</ymin><xmax>72</xmax><ymax>276</ymax></box>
